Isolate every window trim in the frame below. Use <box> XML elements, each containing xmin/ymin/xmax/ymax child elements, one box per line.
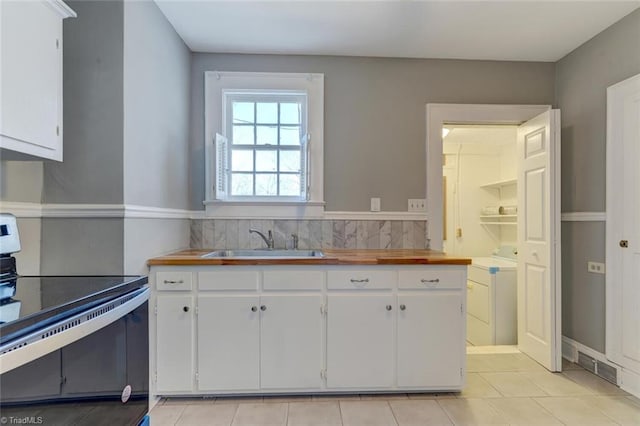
<box><xmin>204</xmin><ymin>72</ymin><xmax>325</xmax><ymax>218</ymax></box>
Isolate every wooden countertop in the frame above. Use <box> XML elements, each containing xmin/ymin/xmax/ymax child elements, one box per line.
<box><xmin>148</xmin><ymin>249</ymin><xmax>471</xmax><ymax>266</ymax></box>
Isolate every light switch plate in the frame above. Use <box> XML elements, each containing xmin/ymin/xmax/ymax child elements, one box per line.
<box><xmin>370</xmin><ymin>197</ymin><xmax>381</xmax><ymax>212</ymax></box>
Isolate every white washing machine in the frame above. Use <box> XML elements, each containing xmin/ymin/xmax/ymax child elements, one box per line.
<box><xmin>467</xmin><ymin>247</ymin><xmax>517</xmax><ymax>346</ymax></box>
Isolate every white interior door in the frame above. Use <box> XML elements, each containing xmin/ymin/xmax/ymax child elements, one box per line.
<box><xmin>517</xmin><ymin>110</ymin><xmax>561</xmax><ymax>371</ymax></box>
<box><xmin>606</xmin><ymin>73</ymin><xmax>640</xmax><ymax>395</ymax></box>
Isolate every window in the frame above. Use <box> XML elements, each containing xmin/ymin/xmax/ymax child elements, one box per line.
<box><xmin>220</xmin><ymin>91</ymin><xmax>309</xmax><ymax>199</ymax></box>
<box><xmin>204</xmin><ymin>72</ymin><xmax>324</xmax><ymax>218</ymax></box>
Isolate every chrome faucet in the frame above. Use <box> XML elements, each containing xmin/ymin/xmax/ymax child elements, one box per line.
<box><xmin>249</xmin><ymin>229</ymin><xmax>274</xmax><ymax>249</ymax></box>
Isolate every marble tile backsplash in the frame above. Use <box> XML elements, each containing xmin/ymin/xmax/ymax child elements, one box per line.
<box><xmin>190</xmin><ymin>219</ymin><xmax>429</xmax><ymax>250</ymax></box>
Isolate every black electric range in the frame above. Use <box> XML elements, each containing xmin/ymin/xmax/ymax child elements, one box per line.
<box><xmin>0</xmin><ymin>274</ymin><xmax>148</xmax><ymax>345</ymax></box>
<box><xmin>0</xmin><ymin>214</ymin><xmax>150</xmax><ymax>426</ymax></box>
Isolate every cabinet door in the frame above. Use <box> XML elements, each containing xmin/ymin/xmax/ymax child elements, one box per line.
<box><xmin>260</xmin><ymin>295</ymin><xmax>322</xmax><ymax>389</ymax></box>
<box><xmin>0</xmin><ymin>1</ymin><xmax>63</xmax><ymax>159</ymax></box>
<box><xmin>197</xmin><ymin>295</ymin><xmax>260</xmax><ymax>391</ymax></box>
<box><xmin>156</xmin><ymin>294</ymin><xmax>194</xmax><ymax>392</ymax></box>
<box><xmin>326</xmin><ymin>294</ymin><xmax>394</xmax><ymax>388</ymax></box>
<box><xmin>397</xmin><ymin>293</ymin><xmax>463</xmax><ymax>387</ymax></box>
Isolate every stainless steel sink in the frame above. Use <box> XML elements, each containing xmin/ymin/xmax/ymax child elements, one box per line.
<box><xmin>201</xmin><ymin>249</ymin><xmax>325</xmax><ymax>259</ymax></box>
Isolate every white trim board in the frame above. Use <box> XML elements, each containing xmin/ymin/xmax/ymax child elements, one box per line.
<box><xmin>323</xmin><ymin>211</ymin><xmax>427</xmax><ymax>221</ymax></box>
<box><xmin>0</xmin><ymin>203</ymin><xmax>193</xmax><ymax>220</ymax></box>
<box><xmin>1</xmin><ymin>202</ymin><xmax>426</xmax><ymax>221</ymax></box>
<box><xmin>561</xmin><ymin>212</ymin><xmax>606</xmax><ymax>221</ymax></box>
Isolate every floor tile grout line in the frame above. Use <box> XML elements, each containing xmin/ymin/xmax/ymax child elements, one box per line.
<box><xmin>560</xmin><ymin>369</ymin><xmax>626</xmax><ymax>397</ymax></box>
<box><xmin>435</xmin><ymin>398</ymin><xmax>457</xmax><ymax>425</ymax></box>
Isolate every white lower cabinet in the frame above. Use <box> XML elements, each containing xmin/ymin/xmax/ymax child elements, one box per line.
<box><xmin>260</xmin><ymin>295</ymin><xmax>323</xmax><ymax>389</ymax></box>
<box><xmin>155</xmin><ymin>294</ymin><xmax>193</xmax><ymax>393</ymax></box>
<box><xmin>197</xmin><ymin>295</ymin><xmax>260</xmax><ymax>391</ymax></box>
<box><xmin>151</xmin><ymin>264</ymin><xmax>466</xmax><ymax>396</ymax></box>
<box><xmin>397</xmin><ymin>293</ymin><xmax>462</xmax><ymax>387</ymax></box>
<box><xmin>326</xmin><ymin>294</ymin><xmax>394</xmax><ymax>388</ymax></box>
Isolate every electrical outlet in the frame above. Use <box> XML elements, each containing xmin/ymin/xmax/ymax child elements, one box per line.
<box><xmin>588</xmin><ymin>261</ymin><xmax>605</xmax><ymax>274</ymax></box>
<box><xmin>370</xmin><ymin>197</ymin><xmax>381</xmax><ymax>212</ymax></box>
<box><xmin>408</xmin><ymin>198</ymin><xmax>426</xmax><ymax>212</ymax></box>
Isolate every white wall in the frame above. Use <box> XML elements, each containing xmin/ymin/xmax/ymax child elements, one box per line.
<box><xmin>124</xmin><ymin>218</ymin><xmax>190</xmax><ymax>275</ymax></box>
<box><xmin>123</xmin><ymin>0</ymin><xmax>191</xmax><ymax>210</ymax></box>
<box><xmin>12</xmin><ymin>218</ymin><xmax>41</xmax><ymax>275</ymax></box>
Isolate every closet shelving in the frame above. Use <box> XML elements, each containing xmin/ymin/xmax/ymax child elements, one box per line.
<box><xmin>479</xmin><ymin>178</ymin><xmax>517</xmax><ymax>226</ymax></box>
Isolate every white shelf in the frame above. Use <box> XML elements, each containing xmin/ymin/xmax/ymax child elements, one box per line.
<box><xmin>480</xmin><ymin>178</ymin><xmax>517</xmax><ymax>190</ymax></box>
<box><xmin>480</xmin><ymin>222</ymin><xmax>517</xmax><ymax>226</ymax></box>
<box><xmin>480</xmin><ymin>215</ymin><xmax>517</xmax><ymax>219</ymax></box>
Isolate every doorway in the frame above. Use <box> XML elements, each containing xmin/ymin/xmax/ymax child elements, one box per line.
<box><xmin>426</xmin><ymin>104</ymin><xmax>562</xmax><ymax>372</ymax></box>
<box><xmin>442</xmin><ymin>124</ymin><xmax>519</xmax><ymax>350</ymax></box>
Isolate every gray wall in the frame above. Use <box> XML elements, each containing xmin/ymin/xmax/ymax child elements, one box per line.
<box><xmin>44</xmin><ymin>0</ymin><xmax>124</xmax><ymax>204</ymax></box>
<box><xmin>41</xmin><ymin>218</ymin><xmax>124</xmax><ymax>275</ymax></box>
<box><xmin>190</xmin><ymin>54</ymin><xmax>555</xmax><ymax>211</ymax></box>
<box><xmin>556</xmin><ymin>9</ymin><xmax>640</xmax><ymax>352</ymax></box>
<box><xmin>0</xmin><ymin>161</ymin><xmax>42</xmax><ymax>203</ymax></box>
<box><xmin>123</xmin><ymin>1</ymin><xmax>191</xmax><ymax>209</ymax></box>
<box><xmin>39</xmin><ymin>0</ymin><xmax>192</xmax><ymax>275</ymax></box>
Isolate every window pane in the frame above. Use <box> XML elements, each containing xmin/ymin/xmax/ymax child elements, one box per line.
<box><xmin>231</xmin><ymin>173</ymin><xmax>253</xmax><ymax>196</ymax></box>
<box><xmin>233</xmin><ymin>102</ymin><xmax>254</xmax><ymax>124</ymax></box>
<box><xmin>280</xmin><ymin>103</ymin><xmax>300</xmax><ymax>124</ymax></box>
<box><xmin>280</xmin><ymin>126</ymin><xmax>300</xmax><ymax>145</ymax></box>
<box><xmin>231</xmin><ymin>150</ymin><xmax>253</xmax><ymax>172</ymax></box>
<box><xmin>256</xmin><ymin>102</ymin><xmax>277</xmax><ymax>124</ymax></box>
<box><xmin>256</xmin><ymin>150</ymin><xmax>277</xmax><ymax>172</ymax></box>
<box><xmin>280</xmin><ymin>150</ymin><xmax>300</xmax><ymax>172</ymax></box>
<box><xmin>255</xmin><ymin>174</ymin><xmax>277</xmax><ymax>196</ymax></box>
<box><xmin>280</xmin><ymin>174</ymin><xmax>300</xmax><ymax>196</ymax></box>
<box><xmin>232</xmin><ymin>125</ymin><xmax>254</xmax><ymax>145</ymax></box>
<box><xmin>256</xmin><ymin>125</ymin><xmax>277</xmax><ymax>145</ymax></box>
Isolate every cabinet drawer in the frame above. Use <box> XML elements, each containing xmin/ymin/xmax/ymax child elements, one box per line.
<box><xmin>398</xmin><ymin>268</ymin><xmax>464</xmax><ymax>290</ymax></box>
<box><xmin>468</xmin><ymin>266</ymin><xmax>491</xmax><ymax>286</ymax></box>
<box><xmin>156</xmin><ymin>271</ymin><xmax>192</xmax><ymax>291</ymax></box>
<box><xmin>467</xmin><ymin>280</ymin><xmax>489</xmax><ymax>322</ymax></box>
<box><xmin>199</xmin><ymin>270</ymin><xmax>259</xmax><ymax>291</ymax></box>
<box><xmin>467</xmin><ymin>313</ymin><xmax>491</xmax><ymax>346</ymax></box>
<box><xmin>263</xmin><ymin>270</ymin><xmax>323</xmax><ymax>291</ymax></box>
<box><xmin>327</xmin><ymin>270</ymin><xmax>395</xmax><ymax>290</ymax></box>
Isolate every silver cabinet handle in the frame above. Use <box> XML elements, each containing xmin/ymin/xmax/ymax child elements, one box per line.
<box><xmin>183</xmin><ymin>306</ymin><xmax>189</xmax><ymax>312</ymax></box>
<box><xmin>420</xmin><ymin>278</ymin><xmax>440</xmax><ymax>284</ymax></box>
<box><xmin>400</xmin><ymin>304</ymin><xmax>406</xmax><ymax>311</ymax></box>
<box><xmin>386</xmin><ymin>305</ymin><xmax>392</xmax><ymax>311</ymax></box>
<box><xmin>251</xmin><ymin>306</ymin><xmax>257</xmax><ymax>312</ymax></box>
<box><xmin>260</xmin><ymin>305</ymin><xmax>267</xmax><ymax>311</ymax></box>
<box><xmin>164</xmin><ymin>279</ymin><xmax>184</xmax><ymax>284</ymax></box>
<box><xmin>350</xmin><ymin>278</ymin><xmax>369</xmax><ymax>283</ymax></box>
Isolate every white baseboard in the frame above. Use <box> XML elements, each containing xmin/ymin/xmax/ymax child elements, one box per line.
<box><xmin>562</xmin><ymin>335</ymin><xmax>610</xmax><ymax>364</ymax></box>
<box><xmin>620</xmin><ymin>368</ymin><xmax>640</xmax><ymax>399</ymax></box>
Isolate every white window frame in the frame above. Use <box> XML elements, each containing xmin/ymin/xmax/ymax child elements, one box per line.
<box><xmin>204</xmin><ymin>72</ymin><xmax>325</xmax><ymax>218</ymax></box>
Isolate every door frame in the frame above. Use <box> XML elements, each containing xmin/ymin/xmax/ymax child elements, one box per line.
<box><xmin>426</xmin><ymin>104</ymin><xmax>551</xmax><ymax>250</ymax></box>
<box><xmin>426</xmin><ymin>103</ymin><xmax>561</xmax><ymax>369</ymax></box>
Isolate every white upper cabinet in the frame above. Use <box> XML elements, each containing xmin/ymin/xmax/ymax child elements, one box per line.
<box><xmin>0</xmin><ymin>0</ymin><xmax>75</xmax><ymax>161</ymax></box>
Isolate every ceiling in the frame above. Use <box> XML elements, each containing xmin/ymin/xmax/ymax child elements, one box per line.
<box><xmin>154</xmin><ymin>1</ymin><xmax>639</xmax><ymax>62</ymax></box>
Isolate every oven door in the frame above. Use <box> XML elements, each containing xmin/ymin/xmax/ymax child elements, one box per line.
<box><xmin>0</xmin><ymin>288</ymin><xmax>149</xmax><ymax>426</ymax></box>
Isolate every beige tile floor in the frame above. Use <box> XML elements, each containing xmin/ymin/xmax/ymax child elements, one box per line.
<box><xmin>151</xmin><ymin>353</ymin><xmax>640</xmax><ymax>425</ymax></box>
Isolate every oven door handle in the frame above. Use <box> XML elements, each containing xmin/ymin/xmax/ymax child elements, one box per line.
<box><xmin>0</xmin><ymin>287</ymin><xmax>149</xmax><ymax>375</ymax></box>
